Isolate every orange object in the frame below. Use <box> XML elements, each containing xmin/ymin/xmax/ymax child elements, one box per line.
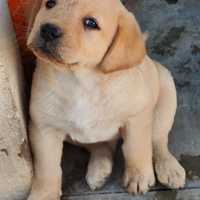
<box><xmin>8</xmin><ymin>0</ymin><xmax>35</xmax><ymax>85</ymax></box>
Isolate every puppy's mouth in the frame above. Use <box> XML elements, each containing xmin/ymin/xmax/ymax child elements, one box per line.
<box><xmin>37</xmin><ymin>45</ymin><xmax>59</xmax><ymax>62</ymax></box>
<box><xmin>28</xmin><ymin>38</ymin><xmax>79</xmax><ymax>67</ymax></box>
<box><xmin>40</xmin><ymin>46</ymin><xmax>51</xmax><ymax>53</ymax></box>
<box><xmin>29</xmin><ymin>42</ymin><xmax>64</xmax><ymax>65</ymax></box>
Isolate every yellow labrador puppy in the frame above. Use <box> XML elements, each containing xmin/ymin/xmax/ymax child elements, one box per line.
<box><xmin>26</xmin><ymin>0</ymin><xmax>185</xmax><ymax>199</ymax></box>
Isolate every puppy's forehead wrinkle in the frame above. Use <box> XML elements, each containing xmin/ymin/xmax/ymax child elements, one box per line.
<box><xmin>64</xmin><ymin>0</ymin><xmax>79</xmax><ymax>7</ymax></box>
<box><xmin>60</xmin><ymin>0</ymin><xmax>80</xmax><ymax>15</ymax></box>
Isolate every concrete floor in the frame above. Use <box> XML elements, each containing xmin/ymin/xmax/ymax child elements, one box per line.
<box><xmin>60</xmin><ymin>0</ymin><xmax>200</xmax><ymax>199</ymax></box>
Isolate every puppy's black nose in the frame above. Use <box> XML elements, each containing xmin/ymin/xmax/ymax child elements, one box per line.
<box><xmin>41</xmin><ymin>23</ymin><xmax>61</xmax><ymax>42</ymax></box>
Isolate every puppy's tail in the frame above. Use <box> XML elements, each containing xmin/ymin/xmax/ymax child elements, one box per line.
<box><xmin>142</xmin><ymin>31</ymin><xmax>149</xmax><ymax>43</ymax></box>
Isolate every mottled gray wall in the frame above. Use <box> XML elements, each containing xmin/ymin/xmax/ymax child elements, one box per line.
<box><xmin>0</xmin><ymin>1</ymin><xmax>32</xmax><ymax>199</ymax></box>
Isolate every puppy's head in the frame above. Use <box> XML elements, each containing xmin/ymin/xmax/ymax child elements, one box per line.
<box><xmin>27</xmin><ymin>0</ymin><xmax>146</xmax><ymax>73</ymax></box>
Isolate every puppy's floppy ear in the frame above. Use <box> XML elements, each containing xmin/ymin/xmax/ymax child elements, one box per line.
<box><xmin>25</xmin><ymin>0</ymin><xmax>42</xmax><ymax>37</ymax></box>
<box><xmin>100</xmin><ymin>11</ymin><xmax>146</xmax><ymax>74</ymax></box>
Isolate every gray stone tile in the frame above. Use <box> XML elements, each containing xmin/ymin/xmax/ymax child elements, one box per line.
<box><xmin>61</xmin><ymin>0</ymin><xmax>200</xmax><ymax>199</ymax></box>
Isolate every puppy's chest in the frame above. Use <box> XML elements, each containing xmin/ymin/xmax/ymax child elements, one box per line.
<box><xmin>42</xmin><ymin>78</ymin><xmax>129</xmax><ymax>143</ymax></box>
<box><xmin>36</xmin><ymin>67</ymin><xmax>141</xmax><ymax>143</ymax></box>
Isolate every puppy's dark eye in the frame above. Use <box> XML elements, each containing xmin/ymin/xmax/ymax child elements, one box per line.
<box><xmin>84</xmin><ymin>19</ymin><xmax>99</xmax><ymax>29</ymax></box>
<box><xmin>46</xmin><ymin>1</ymin><xmax>56</xmax><ymax>9</ymax></box>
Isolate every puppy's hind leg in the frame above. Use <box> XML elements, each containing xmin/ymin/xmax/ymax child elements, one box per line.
<box><xmin>152</xmin><ymin>62</ymin><xmax>186</xmax><ymax>189</ymax></box>
<box><xmin>65</xmin><ymin>136</ymin><xmax>117</xmax><ymax>191</ymax></box>
<box><xmin>85</xmin><ymin>141</ymin><xmax>117</xmax><ymax>190</ymax></box>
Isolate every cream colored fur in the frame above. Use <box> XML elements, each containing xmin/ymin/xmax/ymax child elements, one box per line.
<box><xmin>26</xmin><ymin>0</ymin><xmax>185</xmax><ymax>199</ymax></box>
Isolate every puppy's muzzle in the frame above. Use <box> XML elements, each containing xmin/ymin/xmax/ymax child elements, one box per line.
<box><xmin>41</xmin><ymin>23</ymin><xmax>61</xmax><ymax>42</ymax></box>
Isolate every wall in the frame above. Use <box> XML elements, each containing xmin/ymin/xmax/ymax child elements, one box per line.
<box><xmin>0</xmin><ymin>1</ymin><xmax>33</xmax><ymax>199</ymax></box>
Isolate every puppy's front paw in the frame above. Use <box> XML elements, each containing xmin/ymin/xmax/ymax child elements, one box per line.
<box><xmin>155</xmin><ymin>155</ymin><xmax>186</xmax><ymax>189</ymax></box>
<box><xmin>86</xmin><ymin>153</ymin><xmax>113</xmax><ymax>190</ymax></box>
<box><xmin>123</xmin><ymin>167</ymin><xmax>155</xmax><ymax>195</ymax></box>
